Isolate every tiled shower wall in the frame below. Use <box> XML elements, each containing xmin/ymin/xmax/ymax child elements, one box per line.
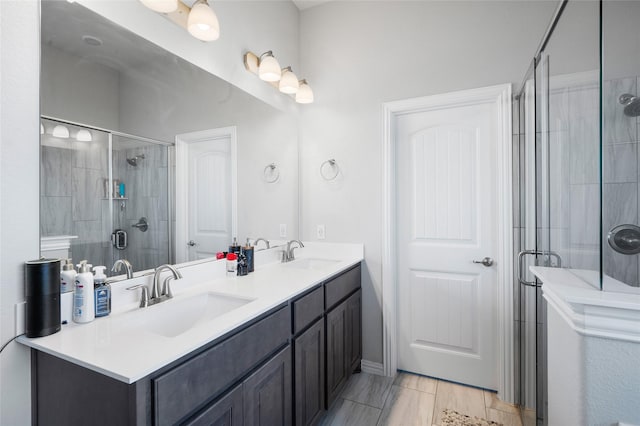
<box><xmin>40</xmin><ymin>139</ymin><xmax>169</xmax><ymax>274</ymax></box>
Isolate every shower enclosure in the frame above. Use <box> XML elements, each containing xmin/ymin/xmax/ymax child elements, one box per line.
<box><xmin>514</xmin><ymin>1</ymin><xmax>640</xmax><ymax>424</ymax></box>
<box><xmin>40</xmin><ymin>117</ymin><xmax>172</xmax><ymax>275</ymax></box>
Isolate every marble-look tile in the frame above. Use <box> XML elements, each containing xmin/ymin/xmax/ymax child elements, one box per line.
<box><xmin>432</xmin><ymin>381</ymin><xmax>486</xmax><ymax>425</ymax></box>
<box><xmin>603</xmin><ymin>77</ymin><xmax>637</xmax><ymax>144</ymax></box>
<box><xmin>568</xmin><ymin>84</ymin><xmax>599</xmax><ymax>184</ymax></box>
<box><xmin>41</xmin><ymin>146</ymin><xmax>72</xmax><ymax>196</ymax></box>
<box><xmin>512</xmin><ymin>134</ymin><xmax>521</xmax><ymax>229</ymax></box>
<box><xmin>549</xmin><ymin>130</ymin><xmax>570</xmax><ymax>228</ymax></box>
<box><xmin>483</xmin><ymin>391</ymin><xmax>519</xmax><ymax>415</ymax></box>
<box><xmin>486</xmin><ymin>408</ymin><xmax>523</xmax><ymax>426</ymax></box>
<box><xmin>72</xmin><ymin>168</ymin><xmax>103</xmax><ymax>221</ymax></box>
<box><xmin>73</xmin><ymin>220</ymin><xmax>104</xmax><ymax>244</ymax></box>
<box><xmin>320</xmin><ymin>398</ymin><xmax>381</xmax><ymax>426</ymax></box>
<box><xmin>340</xmin><ymin>372</ymin><xmax>394</xmax><ymax>409</ymax></box>
<box><xmin>548</xmin><ymin>85</ymin><xmax>569</xmax><ymax>132</ymax></box>
<box><xmin>394</xmin><ymin>371</ymin><xmax>438</xmax><ymax>394</ymax></box>
<box><xmin>377</xmin><ymin>386</ymin><xmax>435</xmax><ymax>426</ymax></box>
<box><xmin>603</xmin><ymin>143</ymin><xmax>637</xmax><ymax>183</ymax></box>
<box><xmin>568</xmin><ymin>184</ymin><xmax>600</xmax><ymax>248</ymax></box>
<box><xmin>40</xmin><ymin>196</ymin><xmax>73</xmax><ymax>236</ymax></box>
<box><xmin>72</xmin><ymin>140</ymin><xmax>108</xmax><ymax>171</ymax></box>
<box><xmin>603</xmin><ymin>182</ymin><xmax>639</xmax><ymax>285</ymax></box>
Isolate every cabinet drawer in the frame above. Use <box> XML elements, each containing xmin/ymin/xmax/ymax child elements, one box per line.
<box><xmin>324</xmin><ymin>264</ymin><xmax>361</xmax><ymax>310</ymax></box>
<box><xmin>292</xmin><ymin>285</ymin><xmax>323</xmax><ymax>335</ymax></box>
<box><xmin>153</xmin><ymin>305</ymin><xmax>290</xmax><ymax>426</ymax></box>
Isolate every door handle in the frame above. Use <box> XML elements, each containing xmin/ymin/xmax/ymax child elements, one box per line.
<box><xmin>187</xmin><ymin>240</ymin><xmax>197</xmax><ymax>247</ymax></box>
<box><xmin>473</xmin><ymin>257</ymin><xmax>494</xmax><ymax>267</ymax></box>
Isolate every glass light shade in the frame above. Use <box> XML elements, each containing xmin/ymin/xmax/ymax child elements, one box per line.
<box><xmin>76</xmin><ymin>129</ymin><xmax>92</xmax><ymax>142</ymax></box>
<box><xmin>140</xmin><ymin>0</ymin><xmax>178</xmax><ymax>13</ymax></box>
<box><xmin>295</xmin><ymin>81</ymin><xmax>314</xmax><ymax>104</ymax></box>
<box><xmin>279</xmin><ymin>68</ymin><xmax>299</xmax><ymax>94</ymax></box>
<box><xmin>52</xmin><ymin>125</ymin><xmax>70</xmax><ymax>138</ymax></box>
<box><xmin>40</xmin><ymin>123</ymin><xmax>44</xmax><ymax>135</ymax></box>
<box><xmin>258</xmin><ymin>54</ymin><xmax>282</xmax><ymax>82</ymax></box>
<box><xmin>188</xmin><ymin>2</ymin><xmax>220</xmax><ymax>41</ymax></box>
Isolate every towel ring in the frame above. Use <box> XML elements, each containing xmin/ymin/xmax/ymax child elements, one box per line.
<box><xmin>263</xmin><ymin>163</ymin><xmax>280</xmax><ymax>183</ymax></box>
<box><xmin>320</xmin><ymin>159</ymin><xmax>339</xmax><ymax>181</ymax></box>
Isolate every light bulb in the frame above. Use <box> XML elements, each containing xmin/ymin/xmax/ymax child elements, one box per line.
<box><xmin>76</xmin><ymin>129</ymin><xmax>92</xmax><ymax>142</ymax></box>
<box><xmin>295</xmin><ymin>80</ymin><xmax>314</xmax><ymax>104</ymax></box>
<box><xmin>258</xmin><ymin>52</ymin><xmax>282</xmax><ymax>82</ymax></box>
<box><xmin>188</xmin><ymin>2</ymin><xmax>220</xmax><ymax>41</ymax></box>
<box><xmin>140</xmin><ymin>0</ymin><xmax>178</xmax><ymax>13</ymax></box>
<box><xmin>279</xmin><ymin>67</ymin><xmax>299</xmax><ymax>94</ymax></box>
<box><xmin>52</xmin><ymin>125</ymin><xmax>70</xmax><ymax>138</ymax></box>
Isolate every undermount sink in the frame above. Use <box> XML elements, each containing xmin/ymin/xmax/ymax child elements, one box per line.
<box><xmin>283</xmin><ymin>258</ymin><xmax>340</xmax><ymax>270</ymax></box>
<box><xmin>129</xmin><ymin>292</ymin><xmax>255</xmax><ymax>338</ymax></box>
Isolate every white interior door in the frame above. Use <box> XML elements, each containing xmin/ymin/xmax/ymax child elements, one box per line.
<box><xmin>396</xmin><ymin>98</ymin><xmax>499</xmax><ymax>390</ymax></box>
<box><xmin>175</xmin><ymin>127</ymin><xmax>237</xmax><ymax>262</ymax></box>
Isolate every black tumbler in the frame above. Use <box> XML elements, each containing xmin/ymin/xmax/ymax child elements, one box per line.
<box><xmin>25</xmin><ymin>259</ymin><xmax>61</xmax><ymax>338</ymax></box>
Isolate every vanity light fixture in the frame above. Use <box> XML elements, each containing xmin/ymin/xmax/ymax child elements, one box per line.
<box><xmin>140</xmin><ymin>0</ymin><xmax>178</xmax><ymax>13</ymax></box>
<box><xmin>295</xmin><ymin>80</ymin><xmax>314</xmax><ymax>104</ymax></box>
<box><xmin>52</xmin><ymin>125</ymin><xmax>70</xmax><ymax>139</ymax></box>
<box><xmin>258</xmin><ymin>51</ymin><xmax>282</xmax><ymax>82</ymax></box>
<box><xmin>279</xmin><ymin>67</ymin><xmax>299</xmax><ymax>94</ymax></box>
<box><xmin>243</xmin><ymin>51</ymin><xmax>314</xmax><ymax>104</ymax></box>
<box><xmin>187</xmin><ymin>0</ymin><xmax>220</xmax><ymax>41</ymax></box>
<box><xmin>76</xmin><ymin>129</ymin><xmax>93</xmax><ymax>142</ymax></box>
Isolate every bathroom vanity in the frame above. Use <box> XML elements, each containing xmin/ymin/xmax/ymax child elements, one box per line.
<box><xmin>20</xmin><ymin>244</ymin><xmax>363</xmax><ymax>426</ymax></box>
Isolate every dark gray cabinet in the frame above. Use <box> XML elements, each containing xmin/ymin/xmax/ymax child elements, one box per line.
<box><xmin>243</xmin><ymin>346</ymin><xmax>292</xmax><ymax>426</ymax></box>
<box><xmin>294</xmin><ymin>319</ymin><xmax>325</xmax><ymax>426</ymax></box>
<box><xmin>30</xmin><ymin>262</ymin><xmax>361</xmax><ymax>426</ymax></box>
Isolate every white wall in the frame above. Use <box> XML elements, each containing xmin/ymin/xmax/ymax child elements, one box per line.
<box><xmin>0</xmin><ymin>1</ymin><xmax>41</xmax><ymax>424</ymax></box>
<box><xmin>298</xmin><ymin>1</ymin><xmax>557</xmax><ymax>364</ymax></box>
<box><xmin>41</xmin><ymin>44</ymin><xmax>120</xmax><ymax>129</ymax></box>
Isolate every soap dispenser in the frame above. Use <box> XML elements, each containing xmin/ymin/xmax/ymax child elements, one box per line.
<box><xmin>229</xmin><ymin>237</ymin><xmax>241</xmax><ymax>255</ymax></box>
<box><xmin>60</xmin><ymin>258</ymin><xmax>76</xmax><ymax>293</ymax></box>
<box><xmin>73</xmin><ymin>261</ymin><xmax>95</xmax><ymax>323</ymax></box>
<box><xmin>93</xmin><ymin>266</ymin><xmax>111</xmax><ymax>317</ymax></box>
<box><xmin>243</xmin><ymin>238</ymin><xmax>254</xmax><ymax>273</ymax></box>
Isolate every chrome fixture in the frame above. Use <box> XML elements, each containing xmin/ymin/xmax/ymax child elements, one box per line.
<box><xmin>619</xmin><ymin>93</ymin><xmax>640</xmax><ymax>117</ymax></box>
<box><xmin>608</xmin><ymin>224</ymin><xmax>640</xmax><ymax>254</ymax></box>
<box><xmin>132</xmin><ymin>217</ymin><xmax>149</xmax><ymax>232</ymax></box>
<box><xmin>254</xmin><ymin>237</ymin><xmax>270</xmax><ymax>250</ymax></box>
<box><xmin>320</xmin><ymin>159</ymin><xmax>339</xmax><ymax>181</ymax></box>
<box><xmin>517</xmin><ymin>250</ymin><xmax>563</xmax><ymax>287</ymax></box>
<box><xmin>263</xmin><ymin>163</ymin><xmax>280</xmax><ymax>183</ymax></box>
<box><xmin>126</xmin><ymin>283</ymin><xmax>150</xmax><ymax>308</ymax></box>
<box><xmin>151</xmin><ymin>264</ymin><xmax>183</xmax><ymax>300</ymax></box>
<box><xmin>282</xmin><ymin>240</ymin><xmax>304</xmax><ymax>262</ymax></box>
<box><xmin>112</xmin><ymin>259</ymin><xmax>134</xmax><ymax>279</ymax></box>
<box><xmin>472</xmin><ymin>257</ymin><xmax>494</xmax><ymax>267</ymax></box>
<box><xmin>126</xmin><ymin>154</ymin><xmax>145</xmax><ymax>166</ymax></box>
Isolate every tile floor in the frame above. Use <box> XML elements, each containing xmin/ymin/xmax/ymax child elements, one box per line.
<box><xmin>321</xmin><ymin>371</ymin><xmax>523</xmax><ymax>426</ymax></box>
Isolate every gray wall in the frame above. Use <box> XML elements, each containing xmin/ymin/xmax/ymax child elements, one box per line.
<box><xmin>298</xmin><ymin>0</ymin><xmax>557</xmax><ymax>365</ymax></box>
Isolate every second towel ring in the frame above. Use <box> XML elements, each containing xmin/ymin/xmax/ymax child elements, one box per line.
<box><xmin>320</xmin><ymin>159</ymin><xmax>339</xmax><ymax>181</ymax></box>
<box><xmin>263</xmin><ymin>163</ymin><xmax>280</xmax><ymax>183</ymax></box>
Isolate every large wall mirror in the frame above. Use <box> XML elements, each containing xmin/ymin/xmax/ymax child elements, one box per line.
<box><xmin>40</xmin><ymin>0</ymin><xmax>299</xmax><ymax>276</ymax></box>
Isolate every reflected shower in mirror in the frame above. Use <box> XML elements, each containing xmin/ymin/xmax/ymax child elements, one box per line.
<box><xmin>40</xmin><ymin>1</ymin><xmax>299</xmax><ymax>275</ymax></box>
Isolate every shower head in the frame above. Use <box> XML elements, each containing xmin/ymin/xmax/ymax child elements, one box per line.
<box><xmin>619</xmin><ymin>93</ymin><xmax>640</xmax><ymax>117</ymax></box>
<box><xmin>126</xmin><ymin>154</ymin><xmax>145</xmax><ymax>167</ymax></box>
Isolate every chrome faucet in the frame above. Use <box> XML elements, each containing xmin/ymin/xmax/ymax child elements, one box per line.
<box><xmin>112</xmin><ymin>259</ymin><xmax>134</xmax><ymax>279</ymax></box>
<box><xmin>254</xmin><ymin>237</ymin><xmax>270</xmax><ymax>250</ymax></box>
<box><xmin>282</xmin><ymin>240</ymin><xmax>304</xmax><ymax>262</ymax></box>
<box><xmin>151</xmin><ymin>264</ymin><xmax>183</xmax><ymax>300</ymax></box>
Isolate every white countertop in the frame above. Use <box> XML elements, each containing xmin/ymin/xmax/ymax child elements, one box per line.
<box><xmin>18</xmin><ymin>242</ymin><xmax>363</xmax><ymax>384</ymax></box>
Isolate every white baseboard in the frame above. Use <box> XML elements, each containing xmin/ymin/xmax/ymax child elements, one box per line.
<box><xmin>360</xmin><ymin>360</ymin><xmax>385</xmax><ymax>376</ymax></box>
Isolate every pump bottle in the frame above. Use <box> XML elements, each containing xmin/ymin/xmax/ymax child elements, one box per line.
<box><xmin>93</xmin><ymin>266</ymin><xmax>111</xmax><ymax>317</ymax></box>
<box><xmin>73</xmin><ymin>260</ymin><xmax>95</xmax><ymax>323</ymax></box>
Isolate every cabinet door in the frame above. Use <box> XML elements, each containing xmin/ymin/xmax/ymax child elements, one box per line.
<box><xmin>184</xmin><ymin>384</ymin><xmax>243</xmax><ymax>426</ymax></box>
<box><xmin>346</xmin><ymin>290</ymin><xmax>362</xmax><ymax>374</ymax></box>
<box><xmin>325</xmin><ymin>301</ymin><xmax>348</xmax><ymax>408</ymax></box>
<box><xmin>294</xmin><ymin>319</ymin><xmax>325</xmax><ymax>426</ymax></box>
<box><xmin>243</xmin><ymin>345</ymin><xmax>292</xmax><ymax>426</ymax></box>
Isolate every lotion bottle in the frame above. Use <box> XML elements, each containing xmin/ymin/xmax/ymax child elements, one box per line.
<box><xmin>93</xmin><ymin>266</ymin><xmax>111</xmax><ymax>317</ymax></box>
<box><xmin>73</xmin><ymin>261</ymin><xmax>95</xmax><ymax>323</ymax></box>
<box><xmin>60</xmin><ymin>258</ymin><xmax>76</xmax><ymax>293</ymax></box>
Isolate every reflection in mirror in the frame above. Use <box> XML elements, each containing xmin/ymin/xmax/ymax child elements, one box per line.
<box><xmin>40</xmin><ymin>1</ymin><xmax>299</xmax><ymax>276</ymax></box>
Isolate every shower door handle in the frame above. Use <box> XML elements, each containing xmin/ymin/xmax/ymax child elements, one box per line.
<box><xmin>473</xmin><ymin>257</ymin><xmax>494</xmax><ymax>267</ymax></box>
<box><xmin>518</xmin><ymin>250</ymin><xmax>541</xmax><ymax>287</ymax></box>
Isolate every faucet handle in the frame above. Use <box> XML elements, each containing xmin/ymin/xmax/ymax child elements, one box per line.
<box><xmin>162</xmin><ymin>276</ymin><xmax>174</xmax><ymax>298</ymax></box>
<box><xmin>126</xmin><ymin>283</ymin><xmax>149</xmax><ymax>308</ymax></box>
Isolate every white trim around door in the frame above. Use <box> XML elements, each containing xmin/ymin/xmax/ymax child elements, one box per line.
<box><xmin>175</xmin><ymin>126</ymin><xmax>238</xmax><ymax>263</ymax></box>
<box><xmin>381</xmin><ymin>84</ymin><xmax>514</xmax><ymax>402</ymax></box>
